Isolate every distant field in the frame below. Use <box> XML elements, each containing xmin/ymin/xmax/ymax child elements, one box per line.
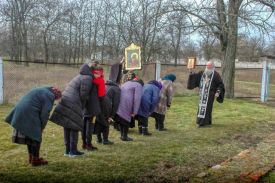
<box><xmin>3</xmin><ymin>62</ymin><xmax>275</xmax><ymax>104</ymax></box>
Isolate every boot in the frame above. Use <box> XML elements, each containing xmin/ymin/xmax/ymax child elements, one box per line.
<box><xmin>120</xmin><ymin>126</ymin><xmax>133</xmax><ymax>141</ymax></box>
<box><xmin>121</xmin><ymin>136</ymin><xmax>133</xmax><ymax>141</ymax></box>
<box><xmin>85</xmin><ymin>144</ymin><xmax>98</xmax><ymax>151</ymax></box>
<box><xmin>142</xmin><ymin>127</ymin><xmax>152</xmax><ymax>136</ymax></box>
<box><xmin>158</xmin><ymin>121</ymin><xmax>167</xmax><ymax>131</ymax></box>
<box><xmin>102</xmin><ymin>139</ymin><xmax>114</xmax><ymax>145</ymax></box>
<box><xmin>31</xmin><ymin>156</ymin><xmax>48</xmax><ymax>166</ymax></box>
<box><xmin>102</xmin><ymin>128</ymin><xmax>113</xmax><ymax>145</ymax></box>
<box><xmin>138</xmin><ymin>126</ymin><xmax>142</xmax><ymax>134</ymax></box>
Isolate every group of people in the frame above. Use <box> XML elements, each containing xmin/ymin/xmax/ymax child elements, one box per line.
<box><xmin>4</xmin><ymin>59</ymin><xmax>224</xmax><ymax>167</ymax></box>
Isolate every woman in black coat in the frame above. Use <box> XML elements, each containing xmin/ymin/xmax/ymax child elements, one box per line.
<box><xmin>81</xmin><ymin>61</ymin><xmax>101</xmax><ymax>151</ymax></box>
<box><xmin>50</xmin><ymin>64</ymin><xmax>93</xmax><ymax>157</ymax></box>
<box><xmin>96</xmin><ymin>80</ymin><xmax>121</xmax><ymax>144</ymax></box>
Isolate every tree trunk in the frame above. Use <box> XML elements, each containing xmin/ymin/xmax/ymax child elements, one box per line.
<box><xmin>221</xmin><ymin>0</ymin><xmax>241</xmax><ymax>98</ymax></box>
<box><xmin>43</xmin><ymin>34</ymin><xmax>49</xmax><ymax>63</ymax></box>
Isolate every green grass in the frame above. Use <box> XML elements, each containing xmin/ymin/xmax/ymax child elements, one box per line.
<box><xmin>1</xmin><ymin>96</ymin><xmax>275</xmax><ymax>183</ymax></box>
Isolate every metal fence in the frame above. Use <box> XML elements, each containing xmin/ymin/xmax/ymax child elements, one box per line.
<box><xmin>2</xmin><ymin>60</ymin><xmax>275</xmax><ymax>104</ymax></box>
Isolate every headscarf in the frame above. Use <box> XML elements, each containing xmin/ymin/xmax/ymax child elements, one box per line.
<box><xmin>162</xmin><ymin>74</ymin><xmax>176</xmax><ymax>82</ymax></box>
<box><xmin>50</xmin><ymin>87</ymin><xmax>62</xmax><ymax>99</ymax></box>
<box><xmin>92</xmin><ymin>68</ymin><xmax>104</xmax><ymax>76</ymax></box>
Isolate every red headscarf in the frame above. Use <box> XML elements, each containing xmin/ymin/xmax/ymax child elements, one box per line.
<box><xmin>50</xmin><ymin>87</ymin><xmax>62</xmax><ymax>99</ymax></box>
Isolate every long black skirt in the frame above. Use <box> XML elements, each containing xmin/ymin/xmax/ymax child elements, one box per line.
<box><xmin>12</xmin><ymin>129</ymin><xmax>40</xmax><ymax>146</ymax></box>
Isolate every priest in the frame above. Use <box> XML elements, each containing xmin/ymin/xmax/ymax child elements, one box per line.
<box><xmin>187</xmin><ymin>61</ymin><xmax>225</xmax><ymax>127</ymax></box>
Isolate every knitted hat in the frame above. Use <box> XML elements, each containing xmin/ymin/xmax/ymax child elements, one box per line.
<box><xmin>162</xmin><ymin>74</ymin><xmax>176</xmax><ymax>82</ymax></box>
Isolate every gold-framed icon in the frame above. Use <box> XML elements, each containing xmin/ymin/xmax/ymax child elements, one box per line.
<box><xmin>125</xmin><ymin>43</ymin><xmax>142</xmax><ymax>70</ymax></box>
<box><xmin>187</xmin><ymin>57</ymin><xmax>197</xmax><ymax>69</ymax></box>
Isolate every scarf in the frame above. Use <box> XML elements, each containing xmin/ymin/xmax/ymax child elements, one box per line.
<box><xmin>93</xmin><ymin>77</ymin><xmax>106</xmax><ymax>97</ymax></box>
<box><xmin>198</xmin><ymin>71</ymin><xmax>214</xmax><ymax>118</ymax></box>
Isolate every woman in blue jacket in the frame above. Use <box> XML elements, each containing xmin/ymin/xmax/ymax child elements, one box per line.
<box><xmin>136</xmin><ymin>80</ymin><xmax>162</xmax><ymax>135</ymax></box>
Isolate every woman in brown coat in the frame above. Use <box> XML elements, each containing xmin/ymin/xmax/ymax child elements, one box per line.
<box><xmin>151</xmin><ymin>74</ymin><xmax>176</xmax><ymax>131</ymax></box>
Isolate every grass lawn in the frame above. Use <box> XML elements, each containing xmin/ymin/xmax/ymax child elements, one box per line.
<box><xmin>1</xmin><ymin>96</ymin><xmax>275</xmax><ymax>183</ymax></box>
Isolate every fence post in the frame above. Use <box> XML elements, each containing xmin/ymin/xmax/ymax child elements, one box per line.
<box><xmin>0</xmin><ymin>57</ymin><xmax>3</xmax><ymax>104</ymax></box>
<box><xmin>261</xmin><ymin>60</ymin><xmax>270</xmax><ymax>102</ymax></box>
<box><xmin>155</xmin><ymin>61</ymin><xmax>161</xmax><ymax>80</ymax></box>
<box><xmin>266</xmin><ymin>62</ymin><xmax>271</xmax><ymax>99</ymax></box>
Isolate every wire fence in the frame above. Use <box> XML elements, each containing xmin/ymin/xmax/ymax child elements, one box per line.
<box><xmin>3</xmin><ymin>60</ymin><xmax>275</xmax><ymax>104</ymax></box>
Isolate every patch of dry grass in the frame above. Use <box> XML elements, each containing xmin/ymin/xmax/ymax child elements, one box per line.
<box><xmin>3</xmin><ymin>62</ymin><xmax>275</xmax><ymax>105</ymax></box>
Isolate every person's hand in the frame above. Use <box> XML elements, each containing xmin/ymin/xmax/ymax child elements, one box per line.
<box><xmin>215</xmin><ymin>92</ymin><xmax>220</xmax><ymax>97</ymax></box>
<box><xmin>120</xmin><ymin>57</ymin><xmax>125</xmax><ymax>64</ymax></box>
<box><xmin>108</xmin><ymin>117</ymin><xmax>114</xmax><ymax>124</ymax></box>
<box><xmin>131</xmin><ymin>113</ymin><xmax>136</xmax><ymax>117</ymax></box>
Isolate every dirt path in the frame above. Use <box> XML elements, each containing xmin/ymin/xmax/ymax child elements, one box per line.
<box><xmin>191</xmin><ymin>132</ymin><xmax>275</xmax><ymax>183</ymax></box>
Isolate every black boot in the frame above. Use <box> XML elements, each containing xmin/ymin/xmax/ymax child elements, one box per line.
<box><xmin>158</xmin><ymin>115</ymin><xmax>167</xmax><ymax>131</ymax></box>
<box><xmin>142</xmin><ymin>127</ymin><xmax>152</xmax><ymax>136</ymax></box>
<box><xmin>158</xmin><ymin>121</ymin><xmax>167</xmax><ymax>131</ymax></box>
<box><xmin>121</xmin><ymin>126</ymin><xmax>133</xmax><ymax>141</ymax></box>
<box><xmin>102</xmin><ymin>127</ymin><xmax>113</xmax><ymax>145</ymax></box>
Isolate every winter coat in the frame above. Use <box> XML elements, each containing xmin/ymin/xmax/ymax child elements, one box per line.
<box><xmin>5</xmin><ymin>87</ymin><xmax>55</xmax><ymax>142</ymax></box>
<box><xmin>95</xmin><ymin>80</ymin><xmax>121</xmax><ymax>127</ymax></box>
<box><xmin>83</xmin><ymin>84</ymin><xmax>101</xmax><ymax>117</ymax></box>
<box><xmin>116</xmin><ymin>80</ymin><xmax>143</xmax><ymax>122</ymax></box>
<box><xmin>154</xmin><ymin>80</ymin><xmax>174</xmax><ymax>115</ymax></box>
<box><xmin>96</xmin><ymin>96</ymin><xmax>112</xmax><ymax>126</ymax></box>
<box><xmin>105</xmin><ymin>80</ymin><xmax>121</xmax><ymax>118</ymax></box>
<box><xmin>49</xmin><ymin>64</ymin><xmax>93</xmax><ymax>131</ymax></box>
<box><xmin>137</xmin><ymin>81</ymin><xmax>161</xmax><ymax>118</ymax></box>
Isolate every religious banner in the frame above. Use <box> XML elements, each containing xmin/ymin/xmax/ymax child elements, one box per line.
<box><xmin>187</xmin><ymin>57</ymin><xmax>197</xmax><ymax>69</ymax></box>
<box><xmin>125</xmin><ymin>43</ymin><xmax>142</xmax><ymax>70</ymax></box>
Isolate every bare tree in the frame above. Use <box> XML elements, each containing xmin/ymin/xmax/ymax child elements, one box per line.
<box><xmin>169</xmin><ymin>0</ymin><xmax>274</xmax><ymax>98</ymax></box>
<box><xmin>199</xmin><ymin>28</ymin><xmax>218</xmax><ymax>61</ymax></box>
<box><xmin>165</xmin><ymin>11</ymin><xmax>188</xmax><ymax>65</ymax></box>
<box><xmin>1</xmin><ymin>0</ymin><xmax>38</xmax><ymax>61</ymax></box>
<box><xmin>136</xmin><ymin>0</ymin><xmax>164</xmax><ymax>63</ymax></box>
<box><xmin>36</xmin><ymin>0</ymin><xmax>70</xmax><ymax>63</ymax></box>
<box><xmin>237</xmin><ymin>35</ymin><xmax>265</xmax><ymax>62</ymax></box>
